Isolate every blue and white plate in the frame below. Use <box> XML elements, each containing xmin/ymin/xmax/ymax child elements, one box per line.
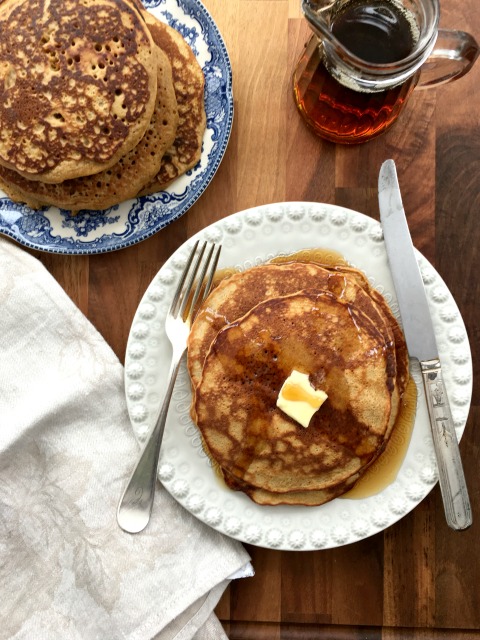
<box><xmin>0</xmin><ymin>0</ymin><xmax>232</xmax><ymax>255</ymax></box>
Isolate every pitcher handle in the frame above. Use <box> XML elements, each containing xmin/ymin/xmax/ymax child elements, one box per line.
<box><xmin>417</xmin><ymin>29</ymin><xmax>479</xmax><ymax>88</ymax></box>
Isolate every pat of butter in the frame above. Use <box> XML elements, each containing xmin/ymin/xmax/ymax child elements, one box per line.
<box><xmin>276</xmin><ymin>370</ymin><xmax>328</xmax><ymax>428</ymax></box>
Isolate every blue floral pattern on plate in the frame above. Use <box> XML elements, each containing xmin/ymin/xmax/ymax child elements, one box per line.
<box><xmin>0</xmin><ymin>0</ymin><xmax>233</xmax><ymax>255</ymax></box>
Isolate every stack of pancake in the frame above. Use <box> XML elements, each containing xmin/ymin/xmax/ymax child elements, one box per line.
<box><xmin>0</xmin><ymin>0</ymin><xmax>206</xmax><ymax>212</ymax></box>
<box><xmin>187</xmin><ymin>258</ymin><xmax>410</xmax><ymax>507</ymax></box>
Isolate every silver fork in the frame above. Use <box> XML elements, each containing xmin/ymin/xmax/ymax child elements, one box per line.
<box><xmin>117</xmin><ymin>240</ymin><xmax>221</xmax><ymax>533</ymax></box>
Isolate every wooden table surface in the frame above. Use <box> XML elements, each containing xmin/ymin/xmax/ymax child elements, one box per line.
<box><xmin>30</xmin><ymin>0</ymin><xmax>480</xmax><ymax>637</ymax></box>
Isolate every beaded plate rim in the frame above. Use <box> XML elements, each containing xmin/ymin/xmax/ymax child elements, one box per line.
<box><xmin>125</xmin><ymin>202</ymin><xmax>472</xmax><ymax>550</ymax></box>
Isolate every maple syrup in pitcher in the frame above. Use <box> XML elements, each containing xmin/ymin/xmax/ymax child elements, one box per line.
<box><xmin>293</xmin><ymin>0</ymin><xmax>420</xmax><ymax>143</ymax></box>
<box><xmin>294</xmin><ymin>0</ymin><xmax>479</xmax><ymax>143</ymax></box>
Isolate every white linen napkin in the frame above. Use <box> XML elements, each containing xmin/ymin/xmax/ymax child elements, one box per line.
<box><xmin>0</xmin><ymin>237</ymin><xmax>252</xmax><ymax>640</ymax></box>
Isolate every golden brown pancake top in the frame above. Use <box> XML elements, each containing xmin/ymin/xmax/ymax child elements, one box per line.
<box><xmin>187</xmin><ymin>261</ymin><xmax>400</xmax><ymax>394</ymax></box>
<box><xmin>0</xmin><ymin>0</ymin><xmax>157</xmax><ymax>183</ymax></box>
<box><xmin>194</xmin><ymin>290</ymin><xmax>394</xmax><ymax>495</ymax></box>
<box><xmin>318</xmin><ymin>262</ymin><xmax>409</xmax><ymax>400</ymax></box>
<box><xmin>0</xmin><ymin>46</ymin><xmax>179</xmax><ymax>211</ymax></box>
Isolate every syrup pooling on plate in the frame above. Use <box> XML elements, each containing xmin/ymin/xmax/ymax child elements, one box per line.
<box><xmin>125</xmin><ymin>203</ymin><xmax>472</xmax><ymax>547</ymax></box>
<box><xmin>270</xmin><ymin>247</ymin><xmax>348</xmax><ymax>268</ymax></box>
<box><xmin>187</xmin><ymin>249</ymin><xmax>416</xmax><ymax>505</ymax></box>
<box><xmin>343</xmin><ymin>376</ymin><xmax>417</xmax><ymax>498</ymax></box>
<box><xmin>194</xmin><ymin>289</ymin><xmax>394</xmax><ymax>496</ymax></box>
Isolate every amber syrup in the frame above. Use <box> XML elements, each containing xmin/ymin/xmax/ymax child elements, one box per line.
<box><xmin>294</xmin><ymin>0</ymin><xmax>419</xmax><ymax>143</ymax></box>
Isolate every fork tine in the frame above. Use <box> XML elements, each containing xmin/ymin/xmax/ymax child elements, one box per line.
<box><xmin>201</xmin><ymin>244</ymin><xmax>221</xmax><ymax>303</ymax></box>
<box><xmin>188</xmin><ymin>243</ymin><xmax>219</xmax><ymax>318</ymax></box>
<box><xmin>170</xmin><ymin>241</ymin><xmax>221</xmax><ymax>322</ymax></box>
<box><xmin>168</xmin><ymin>240</ymin><xmax>199</xmax><ymax>316</ymax></box>
<box><xmin>177</xmin><ymin>241</ymin><xmax>207</xmax><ymax>319</ymax></box>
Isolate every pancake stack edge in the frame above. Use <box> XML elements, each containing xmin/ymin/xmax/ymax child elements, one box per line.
<box><xmin>0</xmin><ymin>0</ymin><xmax>206</xmax><ymax>213</ymax></box>
<box><xmin>187</xmin><ymin>259</ymin><xmax>411</xmax><ymax>507</ymax></box>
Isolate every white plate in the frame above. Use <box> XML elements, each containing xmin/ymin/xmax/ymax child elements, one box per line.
<box><xmin>0</xmin><ymin>0</ymin><xmax>232</xmax><ymax>255</ymax></box>
<box><xmin>125</xmin><ymin>202</ymin><xmax>473</xmax><ymax>550</ymax></box>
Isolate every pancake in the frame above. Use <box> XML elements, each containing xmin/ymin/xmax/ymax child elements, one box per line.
<box><xmin>187</xmin><ymin>261</ymin><xmax>400</xmax><ymax>393</ymax></box>
<box><xmin>188</xmin><ymin>258</ymin><xmax>411</xmax><ymax>507</ymax></box>
<box><xmin>188</xmin><ymin>262</ymin><xmax>330</xmax><ymax>388</ymax></box>
<box><xmin>0</xmin><ymin>46</ymin><xmax>178</xmax><ymax>211</ymax></box>
<box><xmin>138</xmin><ymin>13</ymin><xmax>206</xmax><ymax>194</ymax></box>
<box><xmin>221</xmin><ymin>466</ymin><xmax>360</xmax><ymax>506</ymax></box>
<box><xmin>193</xmin><ymin>290</ymin><xmax>396</xmax><ymax>496</ymax></box>
<box><xmin>0</xmin><ymin>0</ymin><xmax>158</xmax><ymax>183</ymax></box>
<box><xmin>317</xmin><ymin>262</ymin><xmax>410</xmax><ymax>400</ymax></box>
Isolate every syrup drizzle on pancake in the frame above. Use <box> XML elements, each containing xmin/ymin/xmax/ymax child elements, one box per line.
<box><xmin>188</xmin><ymin>249</ymin><xmax>416</xmax><ymax>506</ymax></box>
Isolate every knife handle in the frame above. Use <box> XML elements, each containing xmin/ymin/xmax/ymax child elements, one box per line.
<box><xmin>421</xmin><ymin>359</ymin><xmax>472</xmax><ymax>530</ymax></box>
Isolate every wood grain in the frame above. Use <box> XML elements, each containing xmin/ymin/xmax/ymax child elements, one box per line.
<box><xmin>23</xmin><ymin>0</ymin><xmax>480</xmax><ymax>636</ymax></box>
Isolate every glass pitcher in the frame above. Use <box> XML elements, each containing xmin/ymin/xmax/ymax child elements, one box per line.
<box><xmin>293</xmin><ymin>0</ymin><xmax>479</xmax><ymax>143</ymax></box>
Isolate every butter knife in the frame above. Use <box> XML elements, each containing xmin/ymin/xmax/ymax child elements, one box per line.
<box><xmin>378</xmin><ymin>159</ymin><xmax>472</xmax><ymax>531</ymax></box>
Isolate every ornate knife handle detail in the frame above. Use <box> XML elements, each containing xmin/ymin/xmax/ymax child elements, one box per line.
<box><xmin>421</xmin><ymin>359</ymin><xmax>472</xmax><ymax>530</ymax></box>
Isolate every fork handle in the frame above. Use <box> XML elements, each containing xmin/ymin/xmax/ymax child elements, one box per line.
<box><xmin>117</xmin><ymin>347</ymin><xmax>185</xmax><ymax>533</ymax></box>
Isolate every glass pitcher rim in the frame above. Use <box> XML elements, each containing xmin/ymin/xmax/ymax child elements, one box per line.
<box><xmin>302</xmin><ymin>0</ymin><xmax>440</xmax><ymax>76</ymax></box>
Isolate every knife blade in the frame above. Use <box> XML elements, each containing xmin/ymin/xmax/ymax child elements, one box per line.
<box><xmin>378</xmin><ymin>159</ymin><xmax>472</xmax><ymax>531</ymax></box>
